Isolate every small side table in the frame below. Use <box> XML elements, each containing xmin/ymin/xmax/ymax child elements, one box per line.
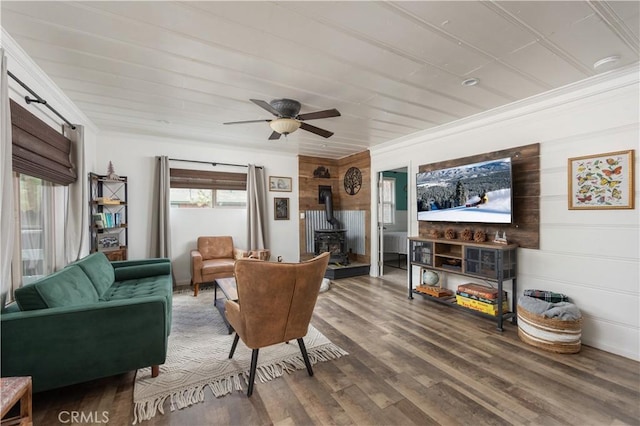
<box><xmin>242</xmin><ymin>249</ymin><xmax>270</xmax><ymax>261</ymax></box>
<box><xmin>0</xmin><ymin>376</ymin><xmax>33</xmax><ymax>426</ymax></box>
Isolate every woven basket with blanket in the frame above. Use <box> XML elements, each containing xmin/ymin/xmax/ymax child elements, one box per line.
<box><xmin>517</xmin><ymin>295</ymin><xmax>582</xmax><ymax>354</ymax></box>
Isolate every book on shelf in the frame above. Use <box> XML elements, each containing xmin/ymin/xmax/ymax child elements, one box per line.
<box><xmin>455</xmin><ymin>295</ymin><xmax>509</xmax><ymax>316</ymax></box>
<box><xmin>98</xmin><ymin>212</ymin><xmax>119</xmax><ymax>228</ymax></box>
<box><xmin>92</xmin><ymin>214</ymin><xmax>104</xmax><ymax>229</ymax></box>
<box><xmin>457</xmin><ymin>283</ymin><xmax>500</xmax><ymax>300</ymax></box>
<box><xmin>456</xmin><ymin>290</ymin><xmax>507</xmax><ymax>305</ymax></box>
<box><xmin>106</xmin><ymin>213</ymin><xmax>114</xmax><ymax>228</ymax></box>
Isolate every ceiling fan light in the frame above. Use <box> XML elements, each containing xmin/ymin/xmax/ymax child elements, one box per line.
<box><xmin>270</xmin><ymin>118</ymin><xmax>301</xmax><ymax>135</ymax></box>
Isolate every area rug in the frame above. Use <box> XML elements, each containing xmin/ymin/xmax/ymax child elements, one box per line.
<box><xmin>132</xmin><ymin>289</ymin><xmax>348</xmax><ymax>424</ymax></box>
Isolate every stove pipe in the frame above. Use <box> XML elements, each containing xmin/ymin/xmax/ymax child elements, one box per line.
<box><xmin>320</xmin><ymin>189</ymin><xmax>339</xmax><ymax>228</ymax></box>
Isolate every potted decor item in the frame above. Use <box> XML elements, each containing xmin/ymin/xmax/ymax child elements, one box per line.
<box><xmin>106</xmin><ymin>161</ymin><xmax>122</xmax><ymax>181</ymax></box>
<box><xmin>474</xmin><ymin>230</ymin><xmax>486</xmax><ymax>242</ymax></box>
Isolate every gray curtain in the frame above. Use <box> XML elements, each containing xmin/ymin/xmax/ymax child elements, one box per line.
<box><xmin>1</xmin><ymin>48</ymin><xmax>14</xmax><ymax>306</ymax></box>
<box><xmin>246</xmin><ymin>164</ymin><xmax>267</xmax><ymax>250</ymax></box>
<box><xmin>150</xmin><ymin>156</ymin><xmax>171</xmax><ymax>258</ymax></box>
<box><xmin>64</xmin><ymin>124</ymin><xmax>87</xmax><ymax>263</ymax></box>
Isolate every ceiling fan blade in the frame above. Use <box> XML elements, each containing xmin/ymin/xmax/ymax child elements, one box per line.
<box><xmin>268</xmin><ymin>131</ymin><xmax>282</xmax><ymax>140</ymax></box>
<box><xmin>297</xmin><ymin>108</ymin><xmax>341</xmax><ymax>121</ymax></box>
<box><xmin>300</xmin><ymin>122</ymin><xmax>334</xmax><ymax>138</ymax></box>
<box><xmin>223</xmin><ymin>119</ymin><xmax>271</xmax><ymax>125</ymax></box>
<box><xmin>250</xmin><ymin>99</ymin><xmax>282</xmax><ymax>117</ymax></box>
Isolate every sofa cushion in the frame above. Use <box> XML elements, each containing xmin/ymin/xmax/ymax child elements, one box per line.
<box><xmin>74</xmin><ymin>252</ymin><xmax>115</xmax><ymax>296</ymax></box>
<box><xmin>201</xmin><ymin>258</ymin><xmax>235</xmax><ymax>281</ymax></box>
<box><xmin>16</xmin><ymin>266</ymin><xmax>99</xmax><ymax>310</ymax></box>
<box><xmin>202</xmin><ymin>258</ymin><xmax>235</xmax><ymax>273</ymax></box>
<box><xmin>14</xmin><ymin>282</ymin><xmax>48</xmax><ymax>311</ymax></box>
<box><xmin>103</xmin><ymin>277</ymin><xmax>171</xmax><ymax>301</ymax></box>
<box><xmin>113</xmin><ymin>262</ymin><xmax>171</xmax><ymax>282</ymax></box>
<box><xmin>198</xmin><ymin>236</ymin><xmax>234</xmax><ymax>259</ymax></box>
<box><xmin>104</xmin><ymin>276</ymin><xmax>173</xmax><ymax>335</ymax></box>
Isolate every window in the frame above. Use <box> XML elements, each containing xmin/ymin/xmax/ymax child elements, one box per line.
<box><xmin>169</xmin><ymin>188</ymin><xmax>247</xmax><ymax>208</ymax></box>
<box><xmin>215</xmin><ymin>189</ymin><xmax>247</xmax><ymax>207</ymax></box>
<box><xmin>15</xmin><ymin>174</ymin><xmax>54</xmax><ymax>286</ymax></box>
<box><xmin>382</xmin><ymin>177</ymin><xmax>396</xmax><ymax>224</ymax></box>
<box><xmin>170</xmin><ymin>188</ymin><xmax>213</xmax><ymax>208</ymax></box>
<box><xmin>169</xmin><ymin>168</ymin><xmax>247</xmax><ymax>208</ymax></box>
<box><xmin>8</xmin><ymin>99</ymin><xmax>73</xmax><ymax>296</ymax></box>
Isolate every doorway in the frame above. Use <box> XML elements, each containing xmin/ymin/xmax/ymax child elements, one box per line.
<box><xmin>377</xmin><ymin>167</ymin><xmax>409</xmax><ymax>278</ymax></box>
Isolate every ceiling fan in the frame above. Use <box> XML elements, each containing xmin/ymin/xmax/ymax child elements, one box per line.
<box><xmin>224</xmin><ymin>98</ymin><xmax>340</xmax><ymax>140</ymax></box>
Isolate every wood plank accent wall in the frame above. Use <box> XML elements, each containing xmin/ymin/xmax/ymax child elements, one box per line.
<box><xmin>418</xmin><ymin>143</ymin><xmax>540</xmax><ymax>249</ymax></box>
<box><xmin>299</xmin><ymin>151</ymin><xmax>371</xmax><ymax>263</ymax></box>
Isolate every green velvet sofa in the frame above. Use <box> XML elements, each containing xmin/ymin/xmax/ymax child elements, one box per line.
<box><xmin>1</xmin><ymin>252</ymin><xmax>173</xmax><ymax>392</ymax></box>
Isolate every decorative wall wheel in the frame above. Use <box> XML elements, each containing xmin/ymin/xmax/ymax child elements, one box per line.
<box><xmin>344</xmin><ymin>167</ymin><xmax>362</xmax><ymax>195</ymax></box>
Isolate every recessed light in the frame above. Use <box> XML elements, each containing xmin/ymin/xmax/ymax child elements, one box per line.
<box><xmin>461</xmin><ymin>78</ymin><xmax>479</xmax><ymax>87</ymax></box>
<box><xmin>593</xmin><ymin>55</ymin><xmax>620</xmax><ymax>70</ymax></box>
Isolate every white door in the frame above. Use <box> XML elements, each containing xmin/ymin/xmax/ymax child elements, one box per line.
<box><xmin>377</xmin><ymin>171</ymin><xmax>385</xmax><ymax>277</ymax></box>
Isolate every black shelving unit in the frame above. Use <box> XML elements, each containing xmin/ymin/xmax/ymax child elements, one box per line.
<box><xmin>89</xmin><ymin>172</ymin><xmax>128</xmax><ymax>261</ymax></box>
<box><xmin>408</xmin><ymin>237</ymin><xmax>518</xmax><ymax>331</ymax></box>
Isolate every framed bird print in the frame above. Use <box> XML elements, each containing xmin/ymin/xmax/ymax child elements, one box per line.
<box><xmin>568</xmin><ymin>149</ymin><xmax>634</xmax><ymax>210</ymax></box>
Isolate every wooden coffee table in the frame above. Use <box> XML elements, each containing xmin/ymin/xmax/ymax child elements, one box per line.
<box><xmin>214</xmin><ymin>277</ymin><xmax>237</xmax><ymax>334</ymax></box>
<box><xmin>0</xmin><ymin>376</ymin><xmax>33</xmax><ymax>426</ymax></box>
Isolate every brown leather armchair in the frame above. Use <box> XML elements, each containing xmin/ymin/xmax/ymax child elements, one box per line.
<box><xmin>225</xmin><ymin>252</ymin><xmax>330</xmax><ymax>396</ymax></box>
<box><xmin>190</xmin><ymin>236</ymin><xmax>245</xmax><ymax>297</ymax></box>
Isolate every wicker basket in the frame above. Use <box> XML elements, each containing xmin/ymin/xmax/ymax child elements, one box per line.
<box><xmin>517</xmin><ymin>303</ymin><xmax>582</xmax><ymax>354</ymax></box>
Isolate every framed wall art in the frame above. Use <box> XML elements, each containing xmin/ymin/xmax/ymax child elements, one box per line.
<box><xmin>568</xmin><ymin>149</ymin><xmax>634</xmax><ymax>210</ymax></box>
<box><xmin>269</xmin><ymin>176</ymin><xmax>292</xmax><ymax>192</ymax></box>
<box><xmin>274</xmin><ymin>197</ymin><xmax>290</xmax><ymax>220</ymax></box>
<box><xmin>97</xmin><ymin>233</ymin><xmax>120</xmax><ymax>251</ymax></box>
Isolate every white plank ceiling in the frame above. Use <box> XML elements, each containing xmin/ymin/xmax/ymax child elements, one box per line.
<box><xmin>2</xmin><ymin>1</ymin><xmax>638</xmax><ymax>159</ymax></box>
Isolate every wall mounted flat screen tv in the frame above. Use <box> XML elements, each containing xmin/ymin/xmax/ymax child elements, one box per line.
<box><xmin>416</xmin><ymin>157</ymin><xmax>513</xmax><ymax>224</ymax></box>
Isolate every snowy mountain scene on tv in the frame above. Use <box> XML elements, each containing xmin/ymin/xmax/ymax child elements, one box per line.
<box><xmin>416</xmin><ymin>157</ymin><xmax>513</xmax><ymax>224</ymax></box>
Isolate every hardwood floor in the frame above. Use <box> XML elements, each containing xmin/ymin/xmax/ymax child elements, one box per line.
<box><xmin>31</xmin><ymin>268</ymin><xmax>640</xmax><ymax>425</ymax></box>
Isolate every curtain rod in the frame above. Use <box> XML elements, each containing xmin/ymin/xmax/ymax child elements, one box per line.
<box><xmin>7</xmin><ymin>70</ymin><xmax>76</xmax><ymax>130</ymax></box>
<box><xmin>168</xmin><ymin>158</ymin><xmax>263</xmax><ymax>169</ymax></box>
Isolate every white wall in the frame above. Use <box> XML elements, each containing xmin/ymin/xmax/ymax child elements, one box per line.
<box><xmin>95</xmin><ymin>132</ymin><xmax>300</xmax><ymax>285</ymax></box>
<box><xmin>385</xmin><ymin>210</ymin><xmax>408</xmax><ymax>232</ymax></box>
<box><xmin>371</xmin><ymin>64</ymin><xmax>640</xmax><ymax>361</ymax></box>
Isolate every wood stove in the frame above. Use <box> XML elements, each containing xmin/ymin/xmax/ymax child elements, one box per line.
<box><xmin>314</xmin><ymin>229</ymin><xmax>349</xmax><ymax>265</ymax></box>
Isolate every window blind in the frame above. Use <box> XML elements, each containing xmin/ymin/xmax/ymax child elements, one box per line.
<box><xmin>170</xmin><ymin>168</ymin><xmax>246</xmax><ymax>190</ymax></box>
<box><xmin>10</xmin><ymin>99</ymin><xmax>76</xmax><ymax>185</ymax></box>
